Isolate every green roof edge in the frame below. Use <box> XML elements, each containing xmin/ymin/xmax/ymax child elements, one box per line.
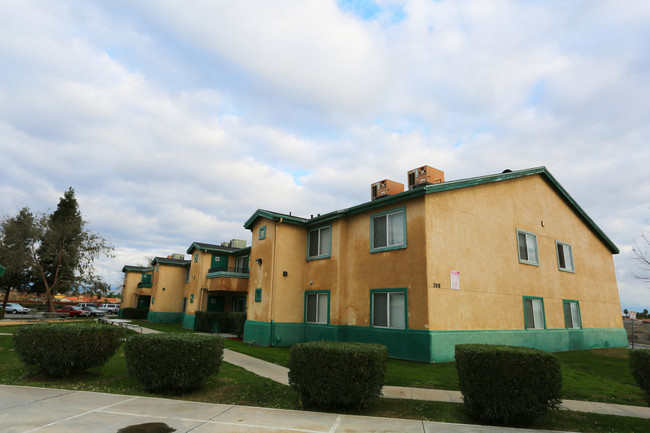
<box><xmin>243</xmin><ymin>167</ymin><xmax>618</xmax><ymax>254</ymax></box>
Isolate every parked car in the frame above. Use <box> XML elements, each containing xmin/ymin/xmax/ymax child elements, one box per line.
<box><xmin>77</xmin><ymin>303</ymin><xmax>98</xmax><ymax>309</ymax></box>
<box><xmin>80</xmin><ymin>306</ymin><xmax>105</xmax><ymax>317</ymax></box>
<box><xmin>99</xmin><ymin>304</ymin><xmax>120</xmax><ymax>315</ymax></box>
<box><xmin>55</xmin><ymin>306</ymin><xmax>91</xmax><ymax>317</ymax></box>
<box><xmin>4</xmin><ymin>303</ymin><xmax>30</xmax><ymax>314</ymax></box>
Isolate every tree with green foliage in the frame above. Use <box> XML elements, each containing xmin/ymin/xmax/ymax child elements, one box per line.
<box><xmin>0</xmin><ymin>188</ymin><xmax>113</xmax><ymax>312</ymax></box>
<box><xmin>0</xmin><ymin>207</ymin><xmax>38</xmax><ymax>318</ymax></box>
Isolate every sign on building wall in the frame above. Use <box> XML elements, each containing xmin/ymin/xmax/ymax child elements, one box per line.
<box><xmin>450</xmin><ymin>271</ymin><xmax>460</xmax><ymax>290</ymax></box>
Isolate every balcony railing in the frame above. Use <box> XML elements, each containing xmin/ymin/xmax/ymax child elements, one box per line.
<box><xmin>137</xmin><ymin>282</ymin><xmax>153</xmax><ymax>288</ymax></box>
<box><xmin>208</xmin><ymin>266</ymin><xmax>249</xmax><ymax>274</ymax></box>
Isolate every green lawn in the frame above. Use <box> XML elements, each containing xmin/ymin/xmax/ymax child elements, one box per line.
<box><xmin>1</xmin><ymin>328</ymin><xmax>649</xmax><ymax>432</ymax></box>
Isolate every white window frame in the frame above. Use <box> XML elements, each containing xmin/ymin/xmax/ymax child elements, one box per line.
<box><xmin>371</xmin><ymin>208</ymin><xmax>406</xmax><ymax>252</ymax></box>
<box><xmin>235</xmin><ymin>255</ymin><xmax>249</xmax><ymax>273</ymax></box>
<box><xmin>305</xmin><ymin>292</ymin><xmax>329</xmax><ymax>324</ymax></box>
<box><xmin>523</xmin><ymin>297</ymin><xmax>545</xmax><ymax>329</ymax></box>
<box><xmin>563</xmin><ymin>300</ymin><xmax>582</xmax><ymax>329</ymax></box>
<box><xmin>307</xmin><ymin>225</ymin><xmax>331</xmax><ymax>260</ymax></box>
<box><xmin>371</xmin><ymin>290</ymin><xmax>407</xmax><ymax>329</ymax></box>
<box><xmin>517</xmin><ymin>229</ymin><xmax>539</xmax><ymax>266</ymax></box>
<box><xmin>556</xmin><ymin>241</ymin><xmax>575</xmax><ymax>272</ymax></box>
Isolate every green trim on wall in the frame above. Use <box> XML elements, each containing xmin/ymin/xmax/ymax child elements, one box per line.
<box><xmin>206</xmin><ymin>271</ymin><xmax>250</xmax><ymax>279</ymax></box>
<box><xmin>242</xmin><ymin>321</ymin><xmax>628</xmax><ymax>363</ymax></box>
<box><xmin>182</xmin><ymin>314</ymin><xmax>196</xmax><ymax>330</ymax></box>
<box><xmin>147</xmin><ymin>311</ymin><xmax>183</xmax><ymax>324</ymax></box>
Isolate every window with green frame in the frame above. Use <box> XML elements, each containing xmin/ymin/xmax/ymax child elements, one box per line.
<box><xmin>523</xmin><ymin>296</ymin><xmax>545</xmax><ymax>329</ymax></box>
<box><xmin>254</xmin><ymin>288</ymin><xmax>262</xmax><ymax>302</ymax></box>
<box><xmin>517</xmin><ymin>229</ymin><xmax>539</xmax><ymax>265</ymax></box>
<box><xmin>370</xmin><ymin>207</ymin><xmax>406</xmax><ymax>253</ymax></box>
<box><xmin>371</xmin><ymin>288</ymin><xmax>407</xmax><ymax>329</ymax></box>
<box><xmin>259</xmin><ymin>226</ymin><xmax>266</xmax><ymax>240</ymax></box>
<box><xmin>305</xmin><ymin>291</ymin><xmax>329</xmax><ymax>324</ymax></box>
<box><xmin>563</xmin><ymin>300</ymin><xmax>581</xmax><ymax>329</ymax></box>
<box><xmin>307</xmin><ymin>225</ymin><xmax>331</xmax><ymax>260</ymax></box>
<box><xmin>556</xmin><ymin>241</ymin><xmax>574</xmax><ymax>272</ymax></box>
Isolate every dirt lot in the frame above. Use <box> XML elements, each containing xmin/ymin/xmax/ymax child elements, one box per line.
<box><xmin>624</xmin><ymin>319</ymin><xmax>650</xmax><ymax>345</ymax></box>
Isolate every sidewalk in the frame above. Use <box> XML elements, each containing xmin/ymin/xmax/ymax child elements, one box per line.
<box><xmin>0</xmin><ymin>385</ymin><xmax>571</xmax><ymax>433</ymax></box>
<box><xmin>223</xmin><ymin>349</ymin><xmax>650</xmax><ymax>420</ymax></box>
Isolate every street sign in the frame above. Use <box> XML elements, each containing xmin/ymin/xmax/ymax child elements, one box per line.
<box><xmin>630</xmin><ymin>311</ymin><xmax>637</xmax><ymax>320</ymax></box>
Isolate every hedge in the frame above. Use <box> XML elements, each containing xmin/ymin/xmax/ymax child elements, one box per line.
<box><xmin>630</xmin><ymin>349</ymin><xmax>650</xmax><ymax>404</ymax></box>
<box><xmin>288</xmin><ymin>341</ymin><xmax>387</xmax><ymax>409</ymax></box>
<box><xmin>13</xmin><ymin>323</ymin><xmax>125</xmax><ymax>376</ymax></box>
<box><xmin>455</xmin><ymin>344</ymin><xmax>562</xmax><ymax>425</ymax></box>
<box><xmin>124</xmin><ymin>333</ymin><xmax>224</xmax><ymax>392</ymax></box>
<box><xmin>121</xmin><ymin>307</ymin><xmax>149</xmax><ymax>320</ymax></box>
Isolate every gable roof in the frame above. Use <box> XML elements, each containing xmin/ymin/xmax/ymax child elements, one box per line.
<box><xmin>122</xmin><ymin>265</ymin><xmax>154</xmax><ymax>273</ymax></box>
<box><xmin>243</xmin><ymin>167</ymin><xmax>618</xmax><ymax>254</ymax></box>
<box><xmin>151</xmin><ymin>257</ymin><xmax>190</xmax><ymax>267</ymax></box>
<box><xmin>186</xmin><ymin>242</ymin><xmax>250</xmax><ymax>255</ymax></box>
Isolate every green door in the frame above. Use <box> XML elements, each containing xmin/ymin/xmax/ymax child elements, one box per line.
<box><xmin>136</xmin><ymin>296</ymin><xmax>150</xmax><ymax>309</ymax></box>
<box><xmin>207</xmin><ymin>295</ymin><xmax>225</xmax><ymax>312</ymax></box>
<box><xmin>210</xmin><ymin>254</ymin><xmax>228</xmax><ymax>272</ymax></box>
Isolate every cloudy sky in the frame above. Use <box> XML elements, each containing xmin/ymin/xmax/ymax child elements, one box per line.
<box><xmin>1</xmin><ymin>0</ymin><xmax>649</xmax><ymax>311</ymax></box>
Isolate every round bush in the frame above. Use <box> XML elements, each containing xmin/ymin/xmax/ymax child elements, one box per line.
<box><xmin>288</xmin><ymin>341</ymin><xmax>387</xmax><ymax>409</ymax></box>
<box><xmin>13</xmin><ymin>322</ymin><xmax>125</xmax><ymax>376</ymax></box>
<box><xmin>124</xmin><ymin>333</ymin><xmax>224</xmax><ymax>392</ymax></box>
<box><xmin>455</xmin><ymin>344</ymin><xmax>562</xmax><ymax>425</ymax></box>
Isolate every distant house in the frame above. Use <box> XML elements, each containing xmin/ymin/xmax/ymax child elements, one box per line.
<box><xmin>121</xmin><ymin>166</ymin><xmax>627</xmax><ymax>362</ymax></box>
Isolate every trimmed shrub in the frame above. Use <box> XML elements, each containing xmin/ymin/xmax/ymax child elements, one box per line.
<box><xmin>228</xmin><ymin>312</ymin><xmax>246</xmax><ymax>338</ymax></box>
<box><xmin>195</xmin><ymin>311</ymin><xmax>231</xmax><ymax>333</ymax></box>
<box><xmin>455</xmin><ymin>344</ymin><xmax>562</xmax><ymax>424</ymax></box>
<box><xmin>121</xmin><ymin>307</ymin><xmax>149</xmax><ymax>320</ymax></box>
<box><xmin>124</xmin><ymin>333</ymin><xmax>224</xmax><ymax>392</ymax></box>
<box><xmin>630</xmin><ymin>349</ymin><xmax>650</xmax><ymax>404</ymax></box>
<box><xmin>13</xmin><ymin>323</ymin><xmax>125</xmax><ymax>376</ymax></box>
<box><xmin>288</xmin><ymin>341</ymin><xmax>387</xmax><ymax>409</ymax></box>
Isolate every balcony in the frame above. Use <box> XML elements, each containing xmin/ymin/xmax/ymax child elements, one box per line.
<box><xmin>137</xmin><ymin>282</ymin><xmax>153</xmax><ymax>288</ymax></box>
<box><xmin>208</xmin><ymin>266</ymin><xmax>249</xmax><ymax>274</ymax></box>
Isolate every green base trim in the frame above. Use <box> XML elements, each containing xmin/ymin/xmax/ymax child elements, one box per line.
<box><xmin>146</xmin><ymin>311</ymin><xmax>183</xmax><ymax>324</ymax></box>
<box><xmin>182</xmin><ymin>314</ymin><xmax>196</xmax><ymax>330</ymax></box>
<box><xmin>243</xmin><ymin>321</ymin><xmax>628</xmax><ymax>363</ymax></box>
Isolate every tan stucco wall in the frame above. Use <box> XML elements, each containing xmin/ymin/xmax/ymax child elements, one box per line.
<box><xmin>121</xmin><ymin>272</ymin><xmax>141</xmax><ymax>309</ymax></box>
<box><xmin>149</xmin><ymin>265</ymin><xmax>188</xmax><ymax>313</ymax></box>
<box><xmin>424</xmin><ymin>174</ymin><xmax>623</xmax><ymax>331</ymax></box>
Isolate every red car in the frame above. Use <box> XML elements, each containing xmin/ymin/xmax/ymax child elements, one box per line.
<box><xmin>55</xmin><ymin>306</ymin><xmax>91</xmax><ymax>317</ymax></box>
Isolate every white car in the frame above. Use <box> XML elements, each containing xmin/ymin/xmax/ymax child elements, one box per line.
<box><xmin>5</xmin><ymin>303</ymin><xmax>30</xmax><ymax>314</ymax></box>
<box><xmin>99</xmin><ymin>304</ymin><xmax>120</xmax><ymax>315</ymax></box>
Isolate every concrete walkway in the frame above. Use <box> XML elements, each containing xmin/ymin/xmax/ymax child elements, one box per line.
<box><xmin>0</xmin><ymin>385</ymin><xmax>572</xmax><ymax>433</ymax></box>
<box><xmin>223</xmin><ymin>348</ymin><xmax>650</xmax><ymax>420</ymax></box>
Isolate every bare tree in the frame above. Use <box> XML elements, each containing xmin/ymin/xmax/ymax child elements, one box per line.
<box><xmin>632</xmin><ymin>225</ymin><xmax>650</xmax><ymax>284</ymax></box>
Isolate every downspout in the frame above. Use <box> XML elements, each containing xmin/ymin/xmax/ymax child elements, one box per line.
<box><xmin>269</xmin><ymin>217</ymin><xmax>283</xmax><ymax>345</ymax></box>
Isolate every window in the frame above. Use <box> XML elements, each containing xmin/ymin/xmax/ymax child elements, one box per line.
<box><xmin>563</xmin><ymin>300</ymin><xmax>581</xmax><ymax>329</ymax></box>
<box><xmin>556</xmin><ymin>241</ymin><xmax>574</xmax><ymax>272</ymax></box>
<box><xmin>235</xmin><ymin>255</ymin><xmax>249</xmax><ymax>273</ymax></box>
<box><xmin>232</xmin><ymin>297</ymin><xmax>247</xmax><ymax>312</ymax></box>
<box><xmin>185</xmin><ymin>267</ymin><xmax>190</xmax><ymax>282</ymax></box>
<box><xmin>523</xmin><ymin>296</ymin><xmax>545</xmax><ymax>329</ymax></box>
<box><xmin>517</xmin><ymin>230</ymin><xmax>539</xmax><ymax>265</ymax></box>
<box><xmin>194</xmin><ymin>252</ymin><xmax>199</xmax><ymax>263</ymax></box>
<box><xmin>305</xmin><ymin>291</ymin><xmax>329</xmax><ymax>324</ymax></box>
<box><xmin>371</xmin><ymin>208</ymin><xmax>406</xmax><ymax>252</ymax></box>
<box><xmin>254</xmin><ymin>288</ymin><xmax>262</xmax><ymax>302</ymax></box>
<box><xmin>371</xmin><ymin>289</ymin><xmax>407</xmax><ymax>329</ymax></box>
<box><xmin>259</xmin><ymin>226</ymin><xmax>266</xmax><ymax>240</ymax></box>
<box><xmin>307</xmin><ymin>225</ymin><xmax>331</xmax><ymax>259</ymax></box>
